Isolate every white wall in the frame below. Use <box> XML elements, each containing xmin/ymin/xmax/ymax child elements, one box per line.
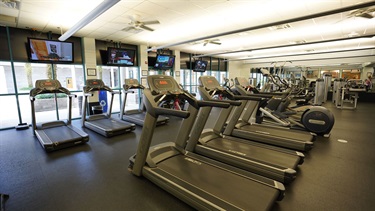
<box><xmin>228</xmin><ymin>61</ymin><xmax>249</xmax><ymax>79</ymax></box>
<box><xmin>362</xmin><ymin>66</ymin><xmax>374</xmax><ymax>80</ymax></box>
<box><xmin>173</xmin><ymin>50</ymin><xmax>181</xmax><ymax>81</ymax></box>
<box><xmin>139</xmin><ymin>44</ymin><xmax>148</xmax><ymax>71</ymax></box>
<box><xmin>82</xmin><ymin>37</ymin><xmax>98</xmax><ymax>102</ymax></box>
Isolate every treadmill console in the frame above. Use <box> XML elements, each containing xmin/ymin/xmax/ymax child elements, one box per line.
<box><xmin>199</xmin><ymin>76</ymin><xmax>224</xmax><ymax>91</ymax></box>
<box><xmin>235</xmin><ymin>77</ymin><xmax>249</xmax><ymax>87</ymax></box>
<box><xmin>124</xmin><ymin>79</ymin><xmax>144</xmax><ymax>90</ymax></box>
<box><xmin>147</xmin><ymin>75</ymin><xmax>181</xmax><ymax>94</ymax></box>
<box><xmin>86</xmin><ymin>79</ymin><xmax>105</xmax><ymax>89</ymax></box>
<box><xmin>35</xmin><ymin>79</ymin><xmax>62</xmax><ymax>91</ymax></box>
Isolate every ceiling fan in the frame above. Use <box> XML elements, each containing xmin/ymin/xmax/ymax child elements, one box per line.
<box><xmin>347</xmin><ymin>6</ymin><xmax>375</xmax><ymax>19</ymax></box>
<box><xmin>191</xmin><ymin>39</ymin><xmax>222</xmax><ymax>46</ymax></box>
<box><xmin>122</xmin><ymin>15</ymin><xmax>160</xmax><ymax>33</ymax></box>
<box><xmin>203</xmin><ymin>39</ymin><xmax>221</xmax><ymax>46</ymax></box>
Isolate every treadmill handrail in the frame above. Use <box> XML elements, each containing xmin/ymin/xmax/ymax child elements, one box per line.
<box><xmin>232</xmin><ymin>95</ymin><xmax>265</xmax><ymax>101</ymax></box>
<box><xmin>197</xmin><ymin>100</ymin><xmax>231</xmax><ymax>108</ymax></box>
<box><xmin>155</xmin><ymin>107</ymin><xmax>190</xmax><ymax>118</ymax></box>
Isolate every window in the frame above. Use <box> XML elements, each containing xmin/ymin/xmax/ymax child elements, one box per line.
<box><xmin>97</xmin><ymin>65</ymin><xmax>141</xmax><ymax>113</ymax></box>
<box><xmin>306</xmin><ymin>70</ymin><xmax>320</xmax><ymax>79</ymax></box>
<box><xmin>321</xmin><ymin>70</ymin><xmax>339</xmax><ymax>78</ymax></box>
<box><xmin>119</xmin><ymin>66</ymin><xmax>140</xmax><ymax>112</ymax></box>
<box><xmin>0</xmin><ymin>96</ymin><xmax>19</xmax><ymax>128</ymax></box>
<box><xmin>342</xmin><ymin>69</ymin><xmax>361</xmax><ymax>80</ymax></box>
<box><xmin>0</xmin><ymin>62</ymin><xmax>15</xmax><ymax>94</ymax></box>
<box><xmin>0</xmin><ymin>61</ymin><xmax>86</xmax><ymax>129</ymax></box>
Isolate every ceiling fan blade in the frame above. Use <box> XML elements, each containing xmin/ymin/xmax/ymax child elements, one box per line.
<box><xmin>356</xmin><ymin>13</ymin><xmax>374</xmax><ymax>19</ymax></box>
<box><xmin>142</xmin><ymin>20</ymin><xmax>160</xmax><ymax>25</ymax></box>
<box><xmin>210</xmin><ymin>41</ymin><xmax>222</xmax><ymax>45</ymax></box>
<box><xmin>139</xmin><ymin>25</ymin><xmax>154</xmax><ymax>31</ymax></box>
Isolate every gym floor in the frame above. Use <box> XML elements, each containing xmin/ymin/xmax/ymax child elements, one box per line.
<box><xmin>1</xmin><ymin>102</ymin><xmax>374</xmax><ymax>211</ymax></box>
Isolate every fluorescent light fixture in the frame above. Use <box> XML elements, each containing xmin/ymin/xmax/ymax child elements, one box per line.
<box><xmin>58</xmin><ymin>0</ymin><xmax>120</xmax><ymax>41</ymax></box>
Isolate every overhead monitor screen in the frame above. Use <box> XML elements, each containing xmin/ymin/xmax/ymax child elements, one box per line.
<box><xmin>28</xmin><ymin>38</ymin><xmax>74</xmax><ymax>63</ymax></box>
<box><xmin>107</xmin><ymin>47</ymin><xmax>136</xmax><ymax>66</ymax></box>
<box><xmin>193</xmin><ymin>60</ymin><xmax>208</xmax><ymax>72</ymax></box>
<box><xmin>154</xmin><ymin>54</ymin><xmax>175</xmax><ymax>69</ymax></box>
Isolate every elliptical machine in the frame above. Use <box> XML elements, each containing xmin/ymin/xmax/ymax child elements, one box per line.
<box><xmin>234</xmin><ymin>74</ymin><xmax>335</xmax><ymax>137</ymax></box>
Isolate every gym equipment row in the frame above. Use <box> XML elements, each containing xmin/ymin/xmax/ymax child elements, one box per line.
<box><xmin>29</xmin><ymin>78</ymin><xmax>162</xmax><ymax>152</ymax></box>
<box><xmin>129</xmin><ymin>74</ymin><xmax>336</xmax><ymax>210</ymax></box>
<box><xmin>129</xmin><ymin>75</ymin><xmax>285</xmax><ymax>210</ymax></box>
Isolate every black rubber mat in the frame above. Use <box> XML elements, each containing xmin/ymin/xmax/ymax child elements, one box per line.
<box><xmin>1</xmin><ymin>103</ymin><xmax>375</xmax><ymax>211</ymax></box>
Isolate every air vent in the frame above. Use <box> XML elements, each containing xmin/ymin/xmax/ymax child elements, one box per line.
<box><xmin>0</xmin><ymin>0</ymin><xmax>20</xmax><ymax>9</ymax></box>
<box><xmin>0</xmin><ymin>14</ymin><xmax>17</xmax><ymax>24</ymax></box>
<box><xmin>268</xmin><ymin>23</ymin><xmax>292</xmax><ymax>31</ymax></box>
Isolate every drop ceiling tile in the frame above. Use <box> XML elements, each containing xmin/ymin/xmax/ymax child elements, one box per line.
<box><xmin>150</xmin><ymin>0</ymin><xmax>203</xmax><ymax>15</ymax></box>
<box><xmin>118</xmin><ymin>0</ymin><xmax>145</xmax><ymax>9</ymax></box>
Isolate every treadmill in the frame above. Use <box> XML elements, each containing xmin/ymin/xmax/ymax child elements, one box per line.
<box><xmin>119</xmin><ymin>78</ymin><xmax>169</xmax><ymax>126</ymax></box>
<box><xmin>222</xmin><ymin>77</ymin><xmax>315</xmax><ymax>152</ymax></box>
<box><xmin>184</xmin><ymin>76</ymin><xmax>304</xmax><ymax>183</ymax></box>
<box><xmin>30</xmin><ymin>79</ymin><xmax>89</xmax><ymax>152</ymax></box>
<box><xmin>81</xmin><ymin>79</ymin><xmax>135</xmax><ymax>137</ymax></box>
<box><xmin>129</xmin><ymin>75</ymin><xmax>285</xmax><ymax>210</ymax></box>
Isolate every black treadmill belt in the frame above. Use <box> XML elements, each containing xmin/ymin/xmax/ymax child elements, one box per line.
<box><xmin>89</xmin><ymin>118</ymin><xmax>132</xmax><ymax>131</ymax></box>
<box><xmin>127</xmin><ymin>113</ymin><xmax>145</xmax><ymax>120</ymax></box>
<box><xmin>43</xmin><ymin>126</ymin><xmax>82</xmax><ymax>143</ymax></box>
<box><xmin>206</xmin><ymin>137</ymin><xmax>299</xmax><ymax>168</ymax></box>
<box><xmin>125</xmin><ymin>112</ymin><xmax>168</xmax><ymax>124</ymax></box>
<box><xmin>158</xmin><ymin>155</ymin><xmax>278</xmax><ymax>210</ymax></box>
<box><xmin>241</xmin><ymin>124</ymin><xmax>314</xmax><ymax>141</ymax></box>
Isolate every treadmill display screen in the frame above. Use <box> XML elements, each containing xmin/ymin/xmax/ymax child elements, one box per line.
<box><xmin>154</xmin><ymin>79</ymin><xmax>173</xmax><ymax>90</ymax></box>
<box><xmin>86</xmin><ymin>79</ymin><xmax>104</xmax><ymax>88</ymax></box>
<box><xmin>35</xmin><ymin>80</ymin><xmax>61</xmax><ymax>90</ymax></box>
<box><xmin>200</xmin><ymin>76</ymin><xmax>220</xmax><ymax>89</ymax></box>
<box><xmin>236</xmin><ymin>77</ymin><xmax>248</xmax><ymax>87</ymax></box>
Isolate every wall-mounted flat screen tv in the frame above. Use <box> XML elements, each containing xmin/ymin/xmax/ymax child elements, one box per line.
<box><xmin>28</xmin><ymin>38</ymin><xmax>74</xmax><ymax>63</ymax></box>
<box><xmin>193</xmin><ymin>60</ymin><xmax>208</xmax><ymax>72</ymax></box>
<box><xmin>107</xmin><ymin>47</ymin><xmax>136</xmax><ymax>66</ymax></box>
<box><xmin>154</xmin><ymin>54</ymin><xmax>175</xmax><ymax>69</ymax></box>
<box><xmin>148</xmin><ymin>56</ymin><xmax>156</xmax><ymax>67</ymax></box>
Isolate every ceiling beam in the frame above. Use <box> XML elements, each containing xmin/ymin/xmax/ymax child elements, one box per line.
<box><xmin>147</xmin><ymin>0</ymin><xmax>375</xmax><ymax>52</ymax></box>
<box><xmin>193</xmin><ymin>34</ymin><xmax>375</xmax><ymax>58</ymax></box>
<box><xmin>243</xmin><ymin>55</ymin><xmax>374</xmax><ymax>65</ymax></box>
<box><xmin>226</xmin><ymin>47</ymin><xmax>375</xmax><ymax>62</ymax></box>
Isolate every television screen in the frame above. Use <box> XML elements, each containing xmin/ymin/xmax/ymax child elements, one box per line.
<box><xmin>193</xmin><ymin>60</ymin><xmax>208</xmax><ymax>72</ymax></box>
<box><xmin>148</xmin><ymin>56</ymin><xmax>156</xmax><ymax>67</ymax></box>
<box><xmin>28</xmin><ymin>38</ymin><xmax>74</xmax><ymax>63</ymax></box>
<box><xmin>154</xmin><ymin>54</ymin><xmax>175</xmax><ymax>69</ymax></box>
<box><xmin>107</xmin><ymin>47</ymin><xmax>135</xmax><ymax>66</ymax></box>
